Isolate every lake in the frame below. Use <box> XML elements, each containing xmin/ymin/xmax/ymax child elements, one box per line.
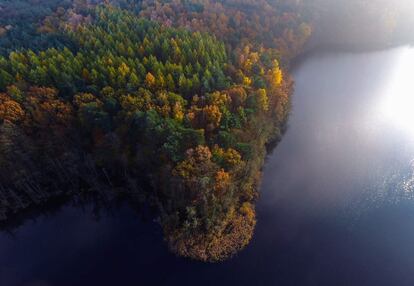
<box><xmin>1</xmin><ymin>46</ymin><xmax>414</xmax><ymax>286</ymax></box>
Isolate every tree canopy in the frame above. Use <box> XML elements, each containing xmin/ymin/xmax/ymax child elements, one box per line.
<box><xmin>0</xmin><ymin>0</ymin><xmax>311</xmax><ymax>261</ymax></box>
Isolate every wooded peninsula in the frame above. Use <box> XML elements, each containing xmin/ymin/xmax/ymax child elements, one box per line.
<box><xmin>0</xmin><ymin>0</ymin><xmax>411</xmax><ymax>261</ymax></box>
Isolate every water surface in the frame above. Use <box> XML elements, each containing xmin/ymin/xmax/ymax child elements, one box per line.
<box><xmin>2</xmin><ymin>46</ymin><xmax>414</xmax><ymax>286</ymax></box>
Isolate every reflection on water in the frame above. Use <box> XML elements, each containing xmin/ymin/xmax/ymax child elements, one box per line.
<box><xmin>343</xmin><ymin>159</ymin><xmax>414</xmax><ymax>223</ymax></box>
<box><xmin>2</xmin><ymin>46</ymin><xmax>414</xmax><ymax>286</ymax></box>
<box><xmin>379</xmin><ymin>47</ymin><xmax>414</xmax><ymax>139</ymax></box>
<box><xmin>261</xmin><ymin>46</ymin><xmax>414</xmax><ymax>212</ymax></box>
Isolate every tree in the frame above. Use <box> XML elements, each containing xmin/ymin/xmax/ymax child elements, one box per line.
<box><xmin>0</xmin><ymin>93</ymin><xmax>25</xmax><ymax>123</ymax></box>
<box><xmin>256</xmin><ymin>88</ymin><xmax>269</xmax><ymax>112</ymax></box>
<box><xmin>214</xmin><ymin>169</ymin><xmax>231</xmax><ymax>194</ymax></box>
<box><xmin>269</xmin><ymin>60</ymin><xmax>283</xmax><ymax>87</ymax></box>
<box><xmin>6</xmin><ymin>85</ymin><xmax>23</xmax><ymax>102</ymax></box>
<box><xmin>145</xmin><ymin>72</ymin><xmax>156</xmax><ymax>88</ymax></box>
<box><xmin>0</xmin><ymin>70</ymin><xmax>13</xmax><ymax>90</ymax></box>
<box><xmin>203</xmin><ymin>105</ymin><xmax>222</xmax><ymax>130</ymax></box>
<box><xmin>118</xmin><ymin>62</ymin><xmax>130</xmax><ymax>78</ymax></box>
<box><xmin>129</xmin><ymin>72</ymin><xmax>140</xmax><ymax>89</ymax></box>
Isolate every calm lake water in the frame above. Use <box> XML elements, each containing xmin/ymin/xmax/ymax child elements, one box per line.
<box><xmin>2</xmin><ymin>46</ymin><xmax>414</xmax><ymax>286</ymax></box>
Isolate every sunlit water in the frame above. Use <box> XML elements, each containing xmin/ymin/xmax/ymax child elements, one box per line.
<box><xmin>1</xmin><ymin>46</ymin><xmax>414</xmax><ymax>286</ymax></box>
<box><xmin>262</xmin><ymin>46</ymin><xmax>414</xmax><ymax>214</ymax></box>
<box><xmin>379</xmin><ymin>48</ymin><xmax>414</xmax><ymax>139</ymax></box>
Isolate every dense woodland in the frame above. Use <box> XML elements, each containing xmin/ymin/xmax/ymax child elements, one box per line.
<box><xmin>1</xmin><ymin>0</ymin><xmax>411</xmax><ymax>262</ymax></box>
<box><xmin>0</xmin><ymin>0</ymin><xmax>309</xmax><ymax>261</ymax></box>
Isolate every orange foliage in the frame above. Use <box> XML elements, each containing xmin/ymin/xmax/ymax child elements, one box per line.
<box><xmin>166</xmin><ymin>207</ymin><xmax>256</xmax><ymax>262</ymax></box>
<box><xmin>0</xmin><ymin>93</ymin><xmax>25</xmax><ymax>123</ymax></box>
<box><xmin>214</xmin><ymin>169</ymin><xmax>231</xmax><ymax>193</ymax></box>
<box><xmin>187</xmin><ymin>104</ymin><xmax>222</xmax><ymax>131</ymax></box>
<box><xmin>25</xmin><ymin>87</ymin><xmax>73</xmax><ymax>130</ymax></box>
<box><xmin>202</xmin><ymin>105</ymin><xmax>222</xmax><ymax>130</ymax></box>
<box><xmin>145</xmin><ymin>72</ymin><xmax>156</xmax><ymax>88</ymax></box>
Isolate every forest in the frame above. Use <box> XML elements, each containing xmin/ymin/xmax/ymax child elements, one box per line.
<box><xmin>0</xmin><ymin>0</ymin><xmax>310</xmax><ymax>261</ymax></box>
<box><xmin>1</xmin><ymin>0</ymin><xmax>411</xmax><ymax>262</ymax></box>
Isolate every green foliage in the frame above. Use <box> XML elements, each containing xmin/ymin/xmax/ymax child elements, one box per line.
<box><xmin>0</xmin><ymin>0</ymin><xmax>307</xmax><ymax>262</ymax></box>
<box><xmin>0</xmin><ymin>0</ymin><xmax>73</xmax><ymax>55</ymax></box>
<box><xmin>0</xmin><ymin>8</ymin><xmax>228</xmax><ymax>99</ymax></box>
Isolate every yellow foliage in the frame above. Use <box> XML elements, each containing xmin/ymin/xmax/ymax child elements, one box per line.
<box><xmin>118</xmin><ymin>62</ymin><xmax>130</xmax><ymax>78</ymax></box>
<box><xmin>213</xmin><ymin>146</ymin><xmax>243</xmax><ymax>169</ymax></box>
<box><xmin>73</xmin><ymin>93</ymin><xmax>102</xmax><ymax>108</ymax></box>
<box><xmin>172</xmin><ymin>102</ymin><xmax>184</xmax><ymax>122</ymax></box>
<box><xmin>145</xmin><ymin>72</ymin><xmax>156</xmax><ymax>88</ymax></box>
<box><xmin>120</xmin><ymin>93</ymin><xmax>153</xmax><ymax>113</ymax></box>
<box><xmin>239</xmin><ymin>202</ymin><xmax>255</xmax><ymax>222</ymax></box>
<box><xmin>273</xmin><ymin>67</ymin><xmax>283</xmax><ymax>86</ymax></box>
<box><xmin>208</xmin><ymin>91</ymin><xmax>230</xmax><ymax>107</ymax></box>
<box><xmin>157</xmin><ymin>73</ymin><xmax>166</xmax><ymax>89</ymax></box>
<box><xmin>223</xmin><ymin>148</ymin><xmax>242</xmax><ymax>168</ymax></box>
<box><xmin>212</xmin><ymin>145</ymin><xmax>224</xmax><ymax>157</ymax></box>
<box><xmin>243</xmin><ymin>76</ymin><xmax>252</xmax><ymax>86</ymax></box>
<box><xmin>173</xmin><ymin>159</ymin><xmax>194</xmax><ymax>179</ymax></box>
<box><xmin>268</xmin><ymin>60</ymin><xmax>283</xmax><ymax>87</ymax></box>
<box><xmin>256</xmin><ymin>88</ymin><xmax>269</xmax><ymax>112</ymax></box>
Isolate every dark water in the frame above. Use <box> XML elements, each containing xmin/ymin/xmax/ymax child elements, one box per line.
<box><xmin>2</xmin><ymin>46</ymin><xmax>414</xmax><ymax>286</ymax></box>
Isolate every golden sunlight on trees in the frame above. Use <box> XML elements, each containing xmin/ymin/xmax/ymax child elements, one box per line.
<box><xmin>0</xmin><ymin>0</ymin><xmax>311</xmax><ymax>261</ymax></box>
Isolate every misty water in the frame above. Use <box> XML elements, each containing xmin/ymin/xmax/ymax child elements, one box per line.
<box><xmin>1</xmin><ymin>46</ymin><xmax>414</xmax><ymax>286</ymax></box>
